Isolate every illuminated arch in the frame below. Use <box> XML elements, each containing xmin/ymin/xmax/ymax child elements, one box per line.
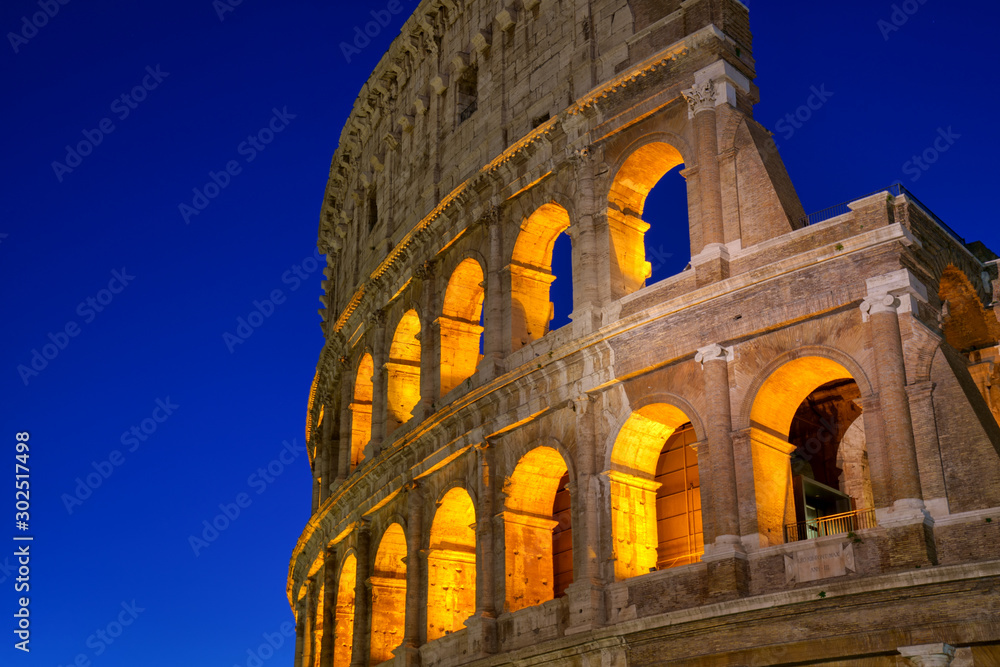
<box><xmin>748</xmin><ymin>355</ymin><xmax>870</xmax><ymax>544</ymax></box>
<box><xmin>939</xmin><ymin>265</ymin><xmax>1000</xmax><ymax>353</ymax></box>
<box><xmin>387</xmin><ymin>310</ymin><xmax>422</xmax><ymax>429</ymax></box>
<box><xmin>427</xmin><ymin>487</ymin><xmax>476</xmax><ymax>640</ymax></box>
<box><xmin>503</xmin><ymin>447</ymin><xmax>572</xmax><ymax>612</ymax></box>
<box><xmin>607</xmin><ymin>140</ymin><xmax>687</xmax><ymax>296</ymax></box>
<box><xmin>334</xmin><ymin>553</ymin><xmax>356</xmax><ymax>666</ymax></box>
<box><xmin>440</xmin><ymin>258</ymin><xmax>485</xmax><ymax>396</ymax></box>
<box><xmin>370</xmin><ymin>523</ymin><xmax>407</xmax><ymax>665</ymax></box>
<box><xmin>608</xmin><ymin>403</ymin><xmax>701</xmax><ymax>579</ymax></box>
<box><xmin>510</xmin><ymin>202</ymin><xmax>571</xmax><ymax>351</ymax></box>
<box><xmin>349</xmin><ymin>354</ymin><xmax>373</xmax><ymax>471</ymax></box>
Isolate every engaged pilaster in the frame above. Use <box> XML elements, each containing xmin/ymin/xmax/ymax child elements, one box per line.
<box><xmin>695</xmin><ymin>343</ymin><xmax>749</xmax><ymax>597</ymax></box>
<box><xmin>860</xmin><ymin>270</ymin><xmax>936</xmax><ymax>566</ymax></box>
<box><xmin>401</xmin><ymin>483</ymin><xmax>424</xmax><ymax>666</ymax></box>
<box><xmin>368</xmin><ymin>310</ymin><xmax>389</xmax><ymax>456</ymax></box>
<box><xmin>350</xmin><ymin>522</ymin><xmax>372</xmax><ymax>667</ymax></box>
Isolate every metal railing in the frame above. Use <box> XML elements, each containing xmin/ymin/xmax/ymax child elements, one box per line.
<box><xmin>783</xmin><ymin>507</ymin><xmax>877</xmax><ymax>543</ymax></box>
<box><xmin>798</xmin><ymin>183</ymin><xmax>966</xmax><ymax>246</ymax></box>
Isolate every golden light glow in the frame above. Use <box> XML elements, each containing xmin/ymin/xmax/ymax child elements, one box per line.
<box><xmin>427</xmin><ymin>488</ymin><xmax>477</xmax><ymax>641</ymax></box>
<box><xmin>607</xmin><ymin>142</ymin><xmax>685</xmax><ymax>295</ymax></box>
<box><xmin>510</xmin><ymin>202</ymin><xmax>571</xmax><ymax>350</ymax></box>
<box><xmin>608</xmin><ymin>404</ymin><xmax>698</xmax><ymax>579</ymax></box>
<box><xmin>750</xmin><ymin>357</ymin><xmax>853</xmax><ymax>439</ymax></box>
<box><xmin>387</xmin><ymin>310</ymin><xmax>422</xmax><ymax>429</ymax></box>
<box><xmin>503</xmin><ymin>447</ymin><xmax>570</xmax><ymax>612</ymax></box>
<box><xmin>440</xmin><ymin>259</ymin><xmax>485</xmax><ymax>396</ymax></box>
<box><xmin>370</xmin><ymin>523</ymin><xmax>407</xmax><ymax>665</ymax></box>
<box><xmin>655</xmin><ymin>426</ymin><xmax>703</xmax><ymax>569</ymax></box>
<box><xmin>350</xmin><ymin>354</ymin><xmax>374</xmax><ymax>470</ymax></box>
<box><xmin>749</xmin><ymin>356</ymin><xmax>855</xmax><ymax>545</ymax></box>
<box><xmin>334</xmin><ymin>554</ymin><xmax>356</xmax><ymax>667</ymax></box>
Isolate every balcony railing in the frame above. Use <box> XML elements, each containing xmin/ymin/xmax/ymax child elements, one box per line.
<box><xmin>784</xmin><ymin>507</ymin><xmax>877</xmax><ymax>543</ymax></box>
<box><xmin>798</xmin><ymin>183</ymin><xmax>966</xmax><ymax>246</ymax></box>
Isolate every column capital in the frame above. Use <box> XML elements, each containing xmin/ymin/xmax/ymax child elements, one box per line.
<box><xmin>695</xmin><ymin>343</ymin><xmax>733</xmax><ymax>366</ymax></box>
<box><xmin>682</xmin><ymin>80</ymin><xmax>718</xmax><ymax>116</ymax></box>
<box><xmin>861</xmin><ymin>268</ymin><xmax>929</xmax><ymax>321</ymax></box>
<box><xmin>898</xmin><ymin>643</ymin><xmax>956</xmax><ymax>666</ymax></box>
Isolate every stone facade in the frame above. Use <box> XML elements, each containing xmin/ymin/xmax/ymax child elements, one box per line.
<box><xmin>289</xmin><ymin>1</ymin><xmax>1000</xmax><ymax>665</ymax></box>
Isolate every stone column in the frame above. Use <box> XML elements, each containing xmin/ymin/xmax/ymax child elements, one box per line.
<box><xmin>321</xmin><ymin>396</ymin><xmax>338</xmax><ymax>502</ymax></box>
<box><xmin>338</xmin><ymin>370</ymin><xmax>354</xmax><ymax>484</ymax></box>
<box><xmin>695</xmin><ymin>343</ymin><xmax>748</xmax><ymax>597</ymax></box>
<box><xmin>302</xmin><ymin>578</ymin><xmax>316</xmax><ymax>667</ymax></box>
<box><xmin>860</xmin><ymin>269</ymin><xmax>936</xmax><ymax>567</ymax></box>
<box><xmin>369</xmin><ymin>311</ymin><xmax>389</xmax><ymax>456</ymax></box>
<box><xmin>293</xmin><ymin>595</ymin><xmax>306</xmax><ymax>667</ymax></box>
<box><xmin>401</xmin><ymin>484</ymin><xmax>423</xmax><ymax>665</ymax></box>
<box><xmin>416</xmin><ymin>261</ymin><xmax>441</xmax><ymax>415</ymax></box>
<box><xmin>482</xmin><ymin>209</ymin><xmax>505</xmax><ymax>379</ymax></box>
<box><xmin>467</xmin><ymin>442</ymin><xmax>498</xmax><ymax>656</ymax></box>
<box><xmin>319</xmin><ymin>546</ymin><xmax>338</xmax><ymax>667</ymax></box>
<box><xmin>898</xmin><ymin>643</ymin><xmax>956</xmax><ymax>666</ymax></box>
<box><xmin>565</xmin><ymin>395</ymin><xmax>604</xmax><ymax>633</ymax></box>
<box><xmin>312</xmin><ymin>453</ymin><xmax>322</xmax><ymax>514</ymax></box>
<box><xmin>350</xmin><ymin>523</ymin><xmax>372</xmax><ymax>667</ymax></box>
<box><xmin>682</xmin><ymin>80</ymin><xmax>728</xmax><ymax>284</ymax></box>
<box><xmin>569</xmin><ymin>148</ymin><xmax>603</xmax><ymax>332</ymax></box>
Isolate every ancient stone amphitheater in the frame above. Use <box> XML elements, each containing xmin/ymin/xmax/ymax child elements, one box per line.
<box><xmin>288</xmin><ymin>1</ymin><xmax>1000</xmax><ymax>665</ymax></box>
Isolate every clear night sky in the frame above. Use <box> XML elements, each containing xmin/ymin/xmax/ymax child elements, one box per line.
<box><xmin>2</xmin><ymin>1</ymin><xmax>998</xmax><ymax>665</ymax></box>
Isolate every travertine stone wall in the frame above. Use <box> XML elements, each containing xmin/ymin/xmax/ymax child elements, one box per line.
<box><xmin>290</xmin><ymin>0</ymin><xmax>1000</xmax><ymax>665</ymax></box>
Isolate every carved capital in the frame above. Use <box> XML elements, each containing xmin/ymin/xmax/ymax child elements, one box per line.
<box><xmin>682</xmin><ymin>80</ymin><xmax>718</xmax><ymax>116</ymax></box>
<box><xmin>860</xmin><ymin>293</ymin><xmax>901</xmax><ymax>318</ymax></box>
<box><xmin>414</xmin><ymin>260</ymin><xmax>436</xmax><ymax>281</ymax></box>
<box><xmin>695</xmin><ymin>343</ymin><xmax>733</xmax><ymax>366</ymax></box>
<box><xmin>898</xmin><ymin>643</ymin><xmax>956</xmax><ymax>667</ymax></box>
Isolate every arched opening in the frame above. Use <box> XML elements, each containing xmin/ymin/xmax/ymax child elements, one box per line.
<box><xmin>427</xmin><ymin>488</ymin><xmax>477</xmax><ymax>641</ymax></box>
<box><xmin>608</xmin><ymin>142</ymin><xmax>688</xmax><ymax>296</ymax></box>
<box><xmin>608</xmin><ymin>403</ymin><xmax>701</xmax><ymax>580</ymax></box>
<box><xmin>503</xmin><ymin>447</ymin><xmax>572</xmax><ymax>612</ymax></box>
<box><xmin>387</xmin><ymin>310</ymin><xmax>422</xmax><ymax>431</ymax></box>
<box><xmin>334</xmin><ymin>554</ymin><xmax>356</xmax><ymax>666</ymax></box>
<box><xmin>440</xmin><ymin>258</ymin><xmax>485</xmax><ymax>396</ymax></box>
<box><xmin>750</xmin><ymin>356</ymin><xmax>874</xmax><ymax>544</ymax></box>
<box><xmin>350</xmin><ymin>354</ymin><xmax>373</xmax><ymax>471</ymax></box>
<box><xmin>939</xmin><ymin>266</ymin><xmax>1000</xmax><ymax>426</ymax></box>
<box><xmin>370</xmin><ymin>523</ymin><xmax>407</xmax><ymax>665</ymax></box>
<box><xmin>510</xmin><ymin>202</ymin><xmax>572</xmax><ymax>350</ymax></box>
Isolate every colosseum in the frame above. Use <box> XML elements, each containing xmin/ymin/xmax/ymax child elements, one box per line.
<box><xmin>288</xmin><ymin>1</ymin><xmax>1000</xmax><ymax>665</ymax></box>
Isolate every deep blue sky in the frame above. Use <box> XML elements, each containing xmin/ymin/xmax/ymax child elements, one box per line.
<box><xmin>2</xmin><ymin>2</ymin><xmax>997</xmax><ymax>665</ymax></box>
